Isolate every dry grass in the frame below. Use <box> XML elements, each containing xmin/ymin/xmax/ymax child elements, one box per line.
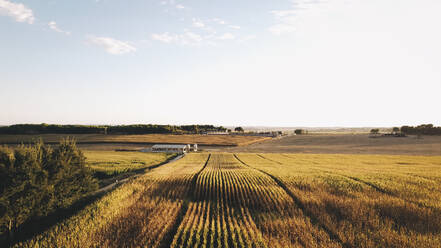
<box><xmin>0</xmin><ymin>134</ymin><xmax>269</xmax><ymax>147</ymax></box>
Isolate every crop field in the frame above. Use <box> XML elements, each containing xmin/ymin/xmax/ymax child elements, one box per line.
<box><xmin>235</xmin><ymin>153</ymin><xmax>441</xmax><ymax>247</ymax></box>
<box><xmin>14</xmin><ymin>153</ymin><xmax>441</xmax><ymax>248</ymax></box>
<box><xmin>0</xmin><ymin>133</ymin><xmax>269</xmax><ymax>147</ymax></box>
<box><xmin>84</xmin><ymin>150</ymin><xmax>175</xmax><ymax>176</ymax></box>
<box><xmin>227</xmin><ymin>133</ymin><xmax>441</xmax><ymax>155</ymax></box>
<box><xmin>14</xmin><ymin>153</ymin><xmax>210</xmax><ymax>248</ymax></box>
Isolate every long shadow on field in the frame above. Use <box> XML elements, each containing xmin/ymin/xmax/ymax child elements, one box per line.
<box><xmin>240</xmin><ymin>154</ymin><xmax>441</xmax><ymax>237</ymax></box>
<box><xmin>155</xmin><ymin>153</ymin><xmax>285</xmax><ymax>248</ymax></box>
<box><xmin>157</xmin><ymin>154</ymin><xmax>212</xmax><ymax>248</ymax></box>
<box><xmin>233</xmin><ymin>154</ymin><xmax>352</xmax><ymax>248</ymax></box>
<box><xmin>146</xmin><ymin>164</ymin><xmax>288</xmax><ymax>213</ymax></box>
<box><xmin>294</xmin><ymin>168</ymin><xmax>441</xmax><ymax>235</ymax></box>
<box><xmin>2</xmin><ymin>154</ymin><xmax>183</xmax><ymax>248</ymax></box>
<box><xmin>1</xmin><ymin>190</ymin><xmax>108</xmax><ymax>247</ymax></box>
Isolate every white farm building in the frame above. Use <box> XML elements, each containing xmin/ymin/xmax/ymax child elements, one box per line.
<box><xmin>151</xmin><ymin>144</ymin><xmax>188</xmax><ymax>154</ymax></box>
<box><xmin>148</xmin><ymin>144</ymin><xmax>198</xmax><ymax>154</ymax></box>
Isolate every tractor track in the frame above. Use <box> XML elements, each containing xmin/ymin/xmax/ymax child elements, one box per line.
<box><xmin>267</xmin><ymin>154</ymin><xmax>392</xmax><ymax>195</ymax></box>
<box><xmin>233</xmin><ymin>154</ymin><xmax>352</xmax><ymax>248</ymax></box>
<box><xmin>256</xmin><ymin>154</ymin><xmax>283</xmax><ymax>165</ymax></box>
<box><xmin>254</xmin><ymin>153</ymin><xmax>441</xmax><ymax>233</ymax></box>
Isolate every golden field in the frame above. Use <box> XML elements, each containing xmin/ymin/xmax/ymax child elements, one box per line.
<box><xmin>14</xmin><ymin>153</ymin><xmax>441</xmax><ymax>248</ymax></box>
<box><xmin>84</xmin><ymin>150</ymin><xmax>175</xmax><ymax>175</ymax></box>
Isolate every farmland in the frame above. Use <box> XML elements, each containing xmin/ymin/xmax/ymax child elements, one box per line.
<box><xmin>14</xmin><ymin>152</ymin><xmax>441</xmax><ymax>248</ymax></box>
<box><xmin>0</xmin><ymin>133</ymin><xmax>269</xmax><ymax>147</ymax></box>
<box><xmin>82</xmin><ymin>150</ymin><xmax>177</xmax><ymax>188</ymax></box>
<box><xmin>84</xmin><ymin>150</ymin><xmax>175</xmax><ymax>176</ymax></box>
<box><xmin>226</xmin><ymin>133</ymin><xmax>441</xmax><ymax>155</ymax></box>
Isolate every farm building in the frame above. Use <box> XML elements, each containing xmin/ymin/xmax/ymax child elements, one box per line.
<box><xmin>148</xmin><ymin>144</ymin><xmax>198</xmax><ymax>154</ymax></box>
<box><xmin>151</xmin><ymin>144</ymin><xmax>188</xmax><ymax>154</ymax></box>
<box><xmin>202</xmin><ymin>131</ymin><xmax>229</xmax><ymax>135</ymax></box>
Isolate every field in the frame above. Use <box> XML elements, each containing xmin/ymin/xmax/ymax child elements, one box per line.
<box><xmin>225</xmin><ymin>133</ymin><xmax>441</xmax><ymax>155</ymax></box>
<box><xmin>0</xmin><ymin>134</ymin><xmax>269</xmax><ymax>147</ymax></box>
<box><xmin>84</xmin><ymin>150</ymin><xmax>175</xmax><ymax>176</ymax></box>
<box><xmin>14</xmin><ymin>153</ymin><xmax>441</xmax><ymax>248</ymax></box>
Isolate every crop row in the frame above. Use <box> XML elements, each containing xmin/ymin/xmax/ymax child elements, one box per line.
<box><xmin>236</xmin><ymin>153</ymin><xmax>441</xmax><ymax>248</ymax></box>
<box><xmin>14</xmin><ymin>153</ymin><xmax>210</xmax><ymax>248</ymax></box>
<box><xmin>171</xmin><ymin>153</ymin><xmax>341</xmax><ymax>248</ymax></box>
<box><xmin>14</xmin><ymin>152</ymin><xmax>436</xmax><ymax>247</ymax></box>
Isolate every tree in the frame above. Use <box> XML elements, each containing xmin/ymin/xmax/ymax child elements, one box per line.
<box><xmin>0</xmin><ymin>145</ymin><xmax>48</xmax><ymax>241</ymax></box>
<box><xmin>294</xmin><ymin>129</ymin><xmax>306</xmax><ymax>135</ymax></box>
<box><xmin>370</xmin><ymin>129</ymin><xmax>380</xmax><ymax>135</ymax></box>
<box><xmin>392</xmin><ymin>127</ymin><xmax>400</xmax><ymax>133</ymax></box>
<box><xmin>0</xmin><ymin>139</ymin><xmax>98</xmax><ymax>242</ymax></box>
<box><xmin>234</xmin><ymin>127</ymin><xmax>244</xmax><ymax>132</ymax></box>
<box><xmin>400</xmin><ymin>124</ymin><xmax>441</xmax><ymax>135</ymax></box>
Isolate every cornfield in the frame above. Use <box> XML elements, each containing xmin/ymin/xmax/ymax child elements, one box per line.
<box><xmin>15</xmin><ymin>153</ymin><xmax>441</xmax><ymax>248</ymax></box>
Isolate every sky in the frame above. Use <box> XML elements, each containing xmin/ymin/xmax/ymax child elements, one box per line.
<box><xmin>1</xmin><ymin>0</ymin><xmax>440</xmax><ymax>127</ymax></box>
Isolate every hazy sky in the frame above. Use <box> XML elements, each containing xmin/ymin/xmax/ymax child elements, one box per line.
<box><xmin>1</xmin><ymin>0</ymin><xmax>440</xmax><ymax>127</ymax></box>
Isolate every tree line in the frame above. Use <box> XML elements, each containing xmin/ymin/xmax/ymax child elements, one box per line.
<box><xmin>0</xmin><ymin>124</ymin><xmax>227</xmax><ymax>135</ymax></box>
<box><xmin>0</xmin><ymin>139</ymin><xmax>98</xmax><ymax>244</ymax></box>
<box><xmin>369</xmin><ymin>124</ymin><xmax>441</xmax><ymax>136</ymax></box>
<box><xmin>400</xmin><ymin>124</ymin><xmax>441</xmax><ymax>135</ymax></box>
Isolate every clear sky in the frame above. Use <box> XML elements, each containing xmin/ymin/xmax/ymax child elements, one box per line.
<box><xmin>1</xmin><ymin>0</ymin><xmax>440</xmax><ymax>127</ymax></box>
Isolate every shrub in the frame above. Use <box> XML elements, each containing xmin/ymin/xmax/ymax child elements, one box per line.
<box><xmin>294</xmin><ymin>129</ymin><xmax>307</xmax><ymax>135</ymax></box>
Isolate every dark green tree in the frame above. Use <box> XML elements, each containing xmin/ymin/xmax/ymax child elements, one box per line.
<box><xmin>370</xmin><ymin>129</ymin><xmax>380</xmax><ymax>134</ymax></box>
<box><xmin>49</xmin><ymin>138</ymin><xmax>97</xmax><ymax>208</ymax></box>
<box><xmin>294</xmin><ymin>129</ymin><xmax>305</xmax><ymax>135</ymax></box>
<box><xmin>234</xmin><ymin>127</ymin><xmax>244</xmax><ymax>132</ymax></box>
<box><xmin>0</xmin><ymin>144</ymin><xmax>49</xmax><ymax>240</ymax></box>
<box><xmin>0</xmin><ymin>138</ymin><xmax>97</xmax><ymax>242</ymax></box>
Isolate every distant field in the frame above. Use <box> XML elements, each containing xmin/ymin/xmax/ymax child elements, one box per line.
<box><xmin>84</xmin><ymin>151</ymin><xmax>175</xmax><ymax>176</ymax></box>
<box><xmin>0</xmin><ymin>133</ymin><xmax>269</xmax><ymax>147</ymax></box>
<box><xmin>226</xmin><ymin>133</ymin><xmax>441</xmax><ymax>155</ymax></box>
<box><xmin>16</xmin><ymin>153</ymin><xmax>441</xmax><ymax>248</ymax></box>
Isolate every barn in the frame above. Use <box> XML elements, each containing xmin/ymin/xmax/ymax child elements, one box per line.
<box><xmin>151</xmin><ymin>144</ymin><xmax>188</xmax><ymax>154</ymax></box>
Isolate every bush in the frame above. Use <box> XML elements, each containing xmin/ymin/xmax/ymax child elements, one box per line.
<box><xmin>294</xmin><ymin>129</ymin><xmax>307</xmax><ymax>135</ymax></box>
<box><xmin>0</xmin><ymin>138</ymin><xmax>98</xmax><ymax>241</ymax></box>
